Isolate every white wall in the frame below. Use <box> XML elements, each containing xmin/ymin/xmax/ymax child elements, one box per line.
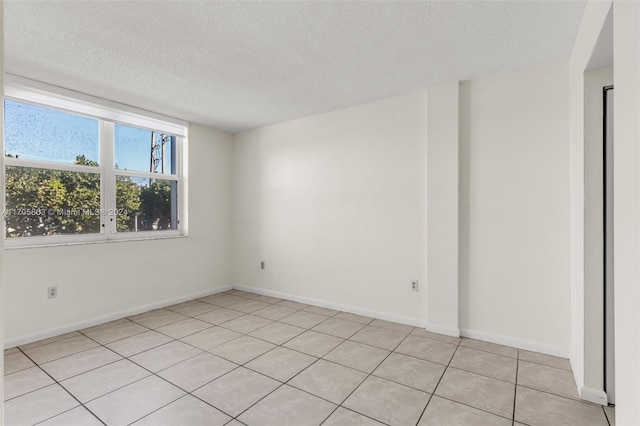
<box><xmin>232</xmin><ymin>92</ymin><xmax>429</xmax><ymax>325</ymax></box>
<box><xmin>613</xmin><ymin>1</ymin><xmax>640</xmax><ymax>423</ymax></box>
<box><xmin>3</xmin><ymin>123</ymin><xmax>234</xmax><ymax>345</ymax></box>
<box><xmin>426</xmin><ymin>82</ymin><xmax>460</xmax><ymax>336</ymax></box>
<box><xmin>458</xmin><ymin>61</ymin><xmax>571</xmax><ymax>355</ymax></box>
<box><xmin>233</xmin><ymin>64</ymin><xmax>572</xmax><ymax>355</ymax></box>
<box><xmin>568</xmin><ymin>0</ymin><xmax>612</xmax><ymax>404</ymax></box>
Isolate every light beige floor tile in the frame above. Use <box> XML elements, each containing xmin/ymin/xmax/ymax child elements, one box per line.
<box><xmin>450</xmin><ymin>346</ymin><xmax>517</xmax><ymax>383</ymax></box>
<box><xmin>19</xmin><ymin>331</ymin><xmax>82</xmax><ymax>351</ymax></box>
<box><xmin>83</xmin><ymin>321</ymin><xmax>148</xmax><ymax>344</ymax></box>
<box><xmin>86</xmin><ymin>375</ymin><xmax>185</xmax><ymax>425</ymax></box>
<box><xmin>289</xmin><ymin>359</ymin><xmax>367</xmax><ymax>404</ymax></box>
<box><xmin>232</xmin><ymin>290</ymin><xmax>262</xmax><ymax>299</ymax></box>
<box><xmin>245</xmin><ymin>347</ymin><xmax>316</xmax><ymax>382</ymax></box>
<box><xmin>434</xmin><ymin>368</ymin><xmax>515</xmax><ymax>418</ymax></box>
<box><xmin>249</xmin><ymin>322</ymin><xmax>305</xmax><ymax>345</ymax></box>
<box><xmin>156</xmin><ymin>318</ymin><xmax>212</xmax><ymax>339</ymax></box>
<box><xmin>227</xmin><ymin>289</ymin><xmax>252</xmax><ymax>296</ymax></box>
<box><xmin>252</xmin><ymin>305</ymin><xmax>298</xmax><ymax>321</ymax></box>
<box><xmin>23</xmin><ymin>335</ymin><xmax>99</xmax><ymax>364</ymax></box>
<box><xmin>304</xmin><ymin>306</ymin><xmax>340</xmax><ymax>317</ymax></box>
<box><xmin>280</xmin><ymin>311</ymin><xmax>330</xmax><ymax>329</ymax></box>
<box><xmin>334</xmin><ymin>312</ymin><xmax>374</xmax><ymax>325</ymax></box>
<box><xmin>61</xmin><ymin>359</ymin><xmax>150</xmax><ymax>403</ymax></box>
<box><xmin>284</xmin><ymin>330</ymin><xmax>344</xmax><ymax>357</ymax></box>
<box><xmin>519</xmin><ymin>349</ymin><xmax>572</xmax><ymax>371</ymax></box>
<box><xmin>323</xmin><ymin>407</ymin><xmax>385</xmax><ymax>426</ymax></box>
<box><xmin>369</xmin><ymin>319</ymin><xmax>414</xmax><ymax>334</ymax></box>
<box><xmin>208</xmin><ymin>295</ymin><xmax>247</xmax><ymax>307</ymax></box>
<box><xmin>196</xmin><ymin>308</ymin><xmax>245</xmax><ymax>325</ymax></box>
<box><xmin>165</xmin><ymin>300</ymin><xmax>197</xmax><ymax>311</ymax></box>
<box><xmin>81</xmin><ymin>318</ymin><xmax>131</xmax><ymax>334</ymax></box>
<box><xmin>350</xmin><ymin>326</ymin><xmax>407</xmax><ymax>350</ymax></box>
<box><xmin>128</xmin><ymin>309</ymin><xmax>161</xmax><ymax>321</ymax></box>
<box><xmin>225</xmin><ymin>420</ymin><xmax>246</xmax><ymax>426</ymax></box>
<box><xmin>276</xmin><ymin>300</ymin><xmax>310</xmax><ymax>310</ymax></box>
<box><xmin>604</xmin><ymin>405</ymin><xmax>615</xmax><ymax>426</ymax></box>
<box><xmin>252</xmin><ymin>295</ymin><xmax>283</xmax><ymax>304</ymax></box>
<box><xmin>515</xmin><ymin>386</ymin><xmax>608</xmax><ymax>426</ymax></box>
<box><xmin>373</xmin><ymin>353</ymin><xmax>445</xmax><ymax>393</ymax></box>
<box><xmin>4</xmin><ymin>384</ymin><xmax>79</xmax><ymax>426</ymax></box>
<box><xmin>4</xmin><ymin>351</ymin><xmax>35</xmax><ymax>375</ymax></box>
<box><xmin>5</xmin><ymin>347</ymin><xmax>19</xmax><ymax>355</ymax></box>
<box><xmin>344</xmin><ymin>375</ymin><xmax>430</xmax><ymax>426</ymax></box>
<box><xmin>4</xmin><ymin>366</ymin><xmax>55</xmax><ymax>400</ymax></box>
<box><xmin>158</xmin><ymin>352</ymin><xmax>237</xmax><ymax>392</ymax></box>
<box><xmin>229</xmin><ymin>299</ymin><xmax>270</xmax><ymax>313</ymax></box>
<box><xmin>193</xmin><ymin>367</ymin><xmax>280</xmax><ymax>417</ymax></box>
<box><xmin>419</xmin><ymin>396</ymin><xmax>512</xmax><ymax>426</ymax></box>
<box><xmin>171</xmin><ymin>302</ymin><xmax>219</xmax><ymax>317</ymax></box>
<box><xmin>518</xmin><ymin>360</ymin><xmax>580</xmax><ymax>400</ymax></box>
<box><xmin>132</xmin><ymin>310</ymin><xmax>189</xmax><ymax>329</ymax></box>
<box><xmin>395</xmin><ymin>335</ymin><xmax>458</xmax><ymax>365</ymax></box>
<box><xmin>324</xmin><ymin>341</ymin><xmax>390</xmax><ymax>373</ymax></box>
<box><xmin>180</xmin><ymin>326</ymin><xmax>242</xmax><ymax>350</ymax></box>
<box><xmin>459</xmin><ymin>338</ymin><xmax>518</xmax><ymax>358</ymax></box>
<box><xmin>218</xmin><ymin>315</ymin><xmax>273</xmax><ymax>334</ymax></box>
<box><xmin>130</xmin><ymin>340</ymin><xmax>202</xmax><ymax>372</ymax></box>
<box><xmin>238</xmin><ymin>384</ymin><xmax>336</xmax><ymax>426</ymax></box>
<box><xmin>105</xmin><ymin>330</ymin><xmax>173</xmax><ymax>357</ymax></box>
<box><xmin>312</xmin><ymin>318</ymin><xmax>365</xmax><ymax>339</ymax></box>
<box><xmin>410</xmin><ymin>328</ymin><xmax>461</xmax><ymax>345</ymax></box>
<box><xmin>38</xmin><ymin>406</ymin><xmax>103</xmax><ymax>426</ymax></box>
<box><xmin>40</xmin><ymin>346</ymin><xmax>121</xmax><ymax>381</ymax></box>
<box><xmin>209</xmin><ymin>335</ymin><xmax>276</xmax><ymax>364</ymax></box>
<box><xmin>197</xmin><ymin>293</ymin><xmax>229</xmax><ymax>304</ymax></box>
<box><xmin>133</xmin><ymin>394</ymin><xmax>231</xmax><ymax>426</ymax></box>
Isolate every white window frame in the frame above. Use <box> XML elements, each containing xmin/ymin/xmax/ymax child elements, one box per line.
<box><xmin>2</xmin><ymin>75</ymin><xmax>189</xmax><ymax>248</ymax></box>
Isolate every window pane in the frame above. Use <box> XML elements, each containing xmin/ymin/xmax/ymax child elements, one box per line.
<box><xmin>4</xmin><ymin>166</ymin><xmax>101</xmax><ymax>238</ymax></box>
<box><xmin>116</xmin><ymin>176</ymin><xmax>178</xmax><ymax>232</ymax></box>
<box><xmin>115</xmin><ymin>124</ymin><xmax>176</xmax><ymax>174</ymax></box>
<box><xmin>4</xmin><ymin>100</ymin><xmax>99</xmax><ymax>165</ymax></box>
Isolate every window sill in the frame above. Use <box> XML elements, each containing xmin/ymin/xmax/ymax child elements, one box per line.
<box><xmin>3</xmin><ymin>234</ymin><xmax>187</xmax><ymax>250</ymax></box>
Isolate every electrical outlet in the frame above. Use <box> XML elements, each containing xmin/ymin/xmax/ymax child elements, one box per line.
<box><xmin>260</xmin><ymin>261</ymin><xmax>265</xmax><ymax>270</ymax></box>
<box><xmin>411</xmin><ymin>280</ymin><xmax>419</xmax><ymax>291</ymax></box>
<box><xmin>47</xmin><ymin>286</ymin><xmax>58</xmax><ymax>299</ymax></box>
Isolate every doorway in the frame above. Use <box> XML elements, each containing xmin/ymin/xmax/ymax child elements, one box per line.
<box><xmin>604</xmin><ymin>85</ymin><xmax>615</xmax><ymax>404</ymax></box>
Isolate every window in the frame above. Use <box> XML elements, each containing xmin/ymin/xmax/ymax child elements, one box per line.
<box><xmin>2</xmin><ymin>77</ymin><xmax>187</xmax><ymax>247</ymax></box>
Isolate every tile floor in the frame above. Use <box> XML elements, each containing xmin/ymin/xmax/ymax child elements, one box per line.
<box><xmin>4</xmin><ymin>289</ymin><xmax>615</xmax><ymax>426</ymax></box>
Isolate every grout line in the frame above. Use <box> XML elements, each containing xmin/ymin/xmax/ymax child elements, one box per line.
<box><xmin>513</xmin><ymin>348</ymin><xmax>520</xmax><ymax>424</ymax></box>
<box><xmin>516</xmin><ymin>383</ymin><xmax>603</xmax><ymax>407</ymax></box>
<box><xmin>414</xmin><ymin>333</ymin><xmax>463</xmax><ymax>425</ymax></box>
<box><xmin>603</xmin><ymin>405</ymin><xmax>612</xmax><ymax>426</ymax></box>
<box><xmin>516</xmin><ymin>357</ymin><xmax>573</xmax><ymax>373</ymax></box>
<box><xmin>16</xmin><ymin>347</ymin><xmax>107</xmax><ymax>426</ymax></box>
<box><xmin>324</xmin><ymin>328</ymin><xmax>416</xmax><ymax>424</ymax></box>
<box><xmin>10</xmin><ymin>289</ymin><xmax>595</xmax><ymax>426</ymax></box>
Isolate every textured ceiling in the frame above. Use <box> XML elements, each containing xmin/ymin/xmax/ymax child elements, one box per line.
<box><xmin>4</xmin><ymin>1</ymin><xmax>586</xmax><ymax>133</ymax></box>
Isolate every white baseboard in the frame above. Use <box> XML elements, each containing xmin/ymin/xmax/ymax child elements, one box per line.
<box><xmin>569</xmin><ymin>357</ymin><xmax>608</xmax><ymax>406</ymax></box>
<box><xmin>459</xmin><ymin>327</ymin><xmax>570</xmax><ymax>359</ymax></box>
<box><xmin>233</xmin><ymin>285</ymin><xmax>426</xmax><ymax>328</ymax></box>
<box><xmin>580</xmin><ymin>386</ymin><xmax>608</xmax><ymax>405</ymax></box>
<box><xmin>425</xmin><ymin>322</ymin><xmax>460</xmax><ymax>337</ymax></box>
<box><xmin>4</xmin><ymin>285</ymin><xmax>232</xmax><ymax>349</ymax></box>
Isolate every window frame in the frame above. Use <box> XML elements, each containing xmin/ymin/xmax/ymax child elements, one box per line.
<box><xmin>2</xmin><ymin>75</ymin><xmax>189</xmax><ymax>248</ymax></box>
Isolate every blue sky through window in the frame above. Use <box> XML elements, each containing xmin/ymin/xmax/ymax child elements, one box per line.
<box><xmin>4</xmin><ymin>100</ymin><xmax>169</xmax><ymax>173</ymax></box>
<box><xmin>4</xmin><ymin>99</ymin><xmax>99</xmax><ymax>164</ymax></box>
